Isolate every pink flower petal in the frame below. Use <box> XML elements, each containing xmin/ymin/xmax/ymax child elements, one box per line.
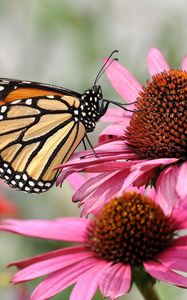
<box><xmin>182</xmin><ymin>56</ymin><xmax>187</xmax><ymax>71</ymax></box>
<box><xmin>100</xmin><ymin>263</ymin><xmax>131</xmax><ymax>299</ymax></box>
<box><xmin>57</xmin><ymin>142</ymin><xmax>129</xmax><ymax>171</ymax></box>
<box><xmin>12</xmin><ymin>248</ymin><xmax>94</xmax><ymax>283</ymax></box>
<box><xmin>144</xmin><ymin>260</ymin><xmax>187</xmax><ymax>287</ymax></box>
<box><xmin>100</xmin><ymin>108</ymin><xmax>130</xmax><ymax>125</ymax></box>
<box><xmin>80</xmin><ymin>170</ymin><xmax>128</xmax><ymax>216</ymax></box>
<box><xmin>172</xmin><ymin>235</ymin><xmax>187</xmax><ymax>246</ymax></box>
<box><xmin>133</xmin><ymin>158</ymin><xmax>178</xmax><ymax>172</ymax></box>
<box><xmin>73</xmin><ymin>165</ymin><xmax>134</xmax><ymax>205</ymax></box>
<box><xmin>99</xmin><ymin>124</ymin><xmax>125</xmax><ymax>144</ymax></box>
<box><xmin>119</xmin><ymin>168</ymin><xmax>143</xmax><ymax>192</ymax></box>
<box><xmin>67</xmin><ymin>173</ymin><xmax>87</xmax><ymax>191</ymax></box>
<box><xmin>73</xmin><ymin>172</ymin><xmax>114</xmax><ymax>202</ymax></box>
<box><xmin>147</xmin><ymin>48</ymin><xmax>170</xmax><ymax>77</ymax></box>
<box><xmin>31</xmin><ymin>257</ymin><xmax>100</xmax><ymax>300</ymax></box>
<box><xmin>172</xmin><ymin>210</ymin><xmax>187</xmax><ymax>229</ymax></box>
<box><xmin>105</xmin><ymin>59</ymin><xmax>142</xmax><ymax>103</ymax></box>
<box><xmin>9</xmin><ymin>246</ymin><xmax>86</xmax><ymax>269</ymax></box>
<box><xmin>133</xmin><ymin>168</ymin><xmax>157</xmax><ymax>188</ymax></box>
<box><xmin>155</xmin><ymin>165</ymin><xmax>179</xmax><ymax>215</ymax></box>
<box><xmin>157</xmin><ymin>245</ymin><xmax>187</xmax><ymax>272</ymax></box>
<box><xmin>176</xmin><ymin>162</ymin><xmax>187</xmax><ymax>198</ymax></box>
<box><xmin>70</xmin><ymin>261</ymin><xmax>110</xmax><ymax>300</ymax></box>
<box><xmin>0</xmin><ymin>218</ymin><xmax>89</xmax><ymax>242</ymax></box>
<box><xmin>81</xmin><ymin>161</ymin><xmax>133</xmax><ymax>173</ymax></box>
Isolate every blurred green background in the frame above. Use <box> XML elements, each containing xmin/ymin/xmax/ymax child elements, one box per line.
<box><xmin>0</xmin><ymin>0</ymin><xmax>187</xmax><ymax>299</ymax></box>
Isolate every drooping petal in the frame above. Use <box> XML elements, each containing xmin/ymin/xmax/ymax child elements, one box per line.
<box><xmin>12</xmin><ymin>248</ymin><xmax>94</xmax><ymax>283</ymax></box>
<box><xmin>144</xmin><ymin>260</ymin><xmax>187</xmax><ymax>287</ymax></box>
<box><xmin>31</xmin><ymin>257</ymin><xmax>100</xmax><ymax>300</ymax></box>
<box><xmin>73</xmin><ymin>172</ymin><xmax>114</xmax><ymax>203</ymax></box>
<box><xmin>70</xmin><ymin>261</ymin><xmax>110</xmax><ymax>300</ymax></box>
<box><xmin>105</xmin><ymin>59</ymin><xmax>142</xmax><ymax>103</ymax></box>
<box><xmin>56</xmin><ymin>151</ymin><xmax>137</xmax><ymax>188</ymax></box>
<box><xmin>80</xmin><ymin>170</ymin><xmax>128</xmax><ymax>216</ymax></box>
<box><xmin>147</xmin><ymin>48</ymin><xmax>170</xmax><ymax>77</ymax></box>
<box><xmin>176</xmin><ymin>162</ymin><xmax>187</xmax><ymax>198</ymax></box>
<box><xmin>155</xmin><ymin>165</ymin><xmax>180</xmax><ymax>215</ymax></box>
<box><xmin>182</xmin><ymin>56</ymin><xmax>187</xmax><ymax>71</ymax></box>
<box><xmin>100</xmin><ymin>263</ymin><xmax>131</xmax><ymax>299</ymax></box>
<box><xmin>67</xmin><ymin>173</ymin><xmax>87</xmax><ymax>191</ymax></box>
<box><xmin>119</xmin><ymin>168</ymin><xmax>144</xmax><ymax>193</ymax></box>
<box><xmin>0</xmin><ymin>218</ymin><xmax>89</xmax><ymax>242</ymax></box>
<box><xmin>73</xmin><ymin>165</ymin><xmax>135</xmax><ymax>206</ymax></box>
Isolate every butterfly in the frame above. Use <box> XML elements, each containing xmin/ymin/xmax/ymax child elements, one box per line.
<box><xmin>0</xmin><ymin>51</ymin><xmax>129</xmax><ymax>193</ymax></box>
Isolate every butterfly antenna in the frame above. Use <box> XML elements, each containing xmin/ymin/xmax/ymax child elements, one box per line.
<box><xmin>94</xmin><ymin>50</ymin><xmax>119</xmax><ymax>86</ymax></box>
<box><xmin>104</xmin><ymin>99</ymin><xmax>142</xmax><ymax>113</ymax></box>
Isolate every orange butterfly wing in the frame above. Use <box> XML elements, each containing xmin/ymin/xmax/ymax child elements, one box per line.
<box><xmin>0</xmin><ymin>79</ymin><xmax>85</xmax><ymax>193</ymax></box>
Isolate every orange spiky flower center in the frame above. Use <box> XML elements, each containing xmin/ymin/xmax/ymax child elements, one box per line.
<box><xmin>125</xmin><ymin>70</ymin><xmax>187</xmax><ymax>159</ymax></box>
<box><xmin>87</xmin><ymin>192</ymin><xmax>176</xmax><ymax>265</ymax></box>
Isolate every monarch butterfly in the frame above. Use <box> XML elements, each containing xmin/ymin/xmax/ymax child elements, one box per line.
<box><xmin>0</xmin><ymin>51</ymin><xmax>128</xmax><ymax>193</ymax></box>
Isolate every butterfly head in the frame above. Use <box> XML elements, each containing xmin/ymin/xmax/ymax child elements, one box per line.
<box><xmin>81</xmin><ymin>85</ymin><xmax>102</xmax><ymax>102</ymax></box>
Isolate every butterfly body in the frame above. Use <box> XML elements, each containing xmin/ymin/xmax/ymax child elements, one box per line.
<box><xmin>0</xmin><ymin>78</ymin><xmax>108</xmax><ymax>193</ymax></box>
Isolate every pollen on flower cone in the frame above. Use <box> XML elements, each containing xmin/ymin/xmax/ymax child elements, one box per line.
<box><xmin>125</xmin><ymin>70</ymin><xmax>187</xmax><ymax>159</ymax></box>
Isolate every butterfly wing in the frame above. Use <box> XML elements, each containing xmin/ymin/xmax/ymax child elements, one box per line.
<box><xmin>0</xmin><ymin>78</ymin><xmax>81</xmax><ymax>105</ymax></box>
<box><xmin>0</xmin><ymin>86</ymin><xmax>86</xmax><ymax>193</ymax></box>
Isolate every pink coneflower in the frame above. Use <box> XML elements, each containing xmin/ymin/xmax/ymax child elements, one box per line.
<box><xmin>56</xmin><ymin>48</ymin><xmax>187</xmax><ymax>215</ymax></box>
<box><xmin>1</xmin><ymin>179</ymin><xmax>187</xmax><ymax>300</ymax></box>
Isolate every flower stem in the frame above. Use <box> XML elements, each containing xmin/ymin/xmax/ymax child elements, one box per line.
<box><xmin>133</xmin><ymin>267</ymin><xmax>160</xmax><ymax>300</ymax></box>
<box><xmin>135</xmin><ymin>280</ymin><xmax>160</xmax><ymax>300</ymax></box>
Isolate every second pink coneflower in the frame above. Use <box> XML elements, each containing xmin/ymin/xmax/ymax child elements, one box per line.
<box><xmin>1</xmin><ymin>175</ymin><xmax>187</xmax><ymax>300</ymax></box>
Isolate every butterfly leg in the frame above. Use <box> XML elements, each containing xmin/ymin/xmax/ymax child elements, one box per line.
<box><xmin>85</xmin><ymin>134</ymin><xmax>98</xmax><ymax>158</ymax></box>
<box><xmin>83</xmin><ymin>139</ymin><xmax>87</xmax><ymax>150</ymax></box>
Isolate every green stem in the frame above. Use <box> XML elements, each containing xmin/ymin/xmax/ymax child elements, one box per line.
<box><xmin>135</xmin><ymin>280</ymin><xmax>160</xmax><ymax>300</ymax></box>
<box><xmin>132</xmin><ymin>267</ymin><xmax>160</xmax><ymax>300</ymax></box>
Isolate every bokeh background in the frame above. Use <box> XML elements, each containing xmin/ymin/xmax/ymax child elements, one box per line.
<box><xmin>0</xmin><ymin>0</ymin><xmax>187</xmax><ymax>299</ymax></box>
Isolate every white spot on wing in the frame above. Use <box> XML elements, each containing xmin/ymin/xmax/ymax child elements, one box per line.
<box><xmin>25</xmin><ymin>99</ymin><xmax>32</xmax><ymax>105</ymax></box>
<box><xmin>22</xmin><ymin>81</ymin><xmax>31</xmax><ymax>84</ymax></box>
<box><xmin>1</xmin><ymin>106</ymin><xmax>7</xmax><ymax>113</ymax></box>
<box><xmin>12</xmin><ymin>100</ymin><xmax>21</xmax><ymax>104</ymax></box>
<box><xmin>28</xmin><ymin>181</ymin><xmax>35</xmax><ymax>186</ymax></box>
<box><xmin>0</xmin><ymin>86</ymin><xmax>4</xmax><ymax>91</ymax></box>
<box><xmin>23</xmin><ymin>174</ymin><xmax>28</xmax><ymax>180</ymax></box>
<box><xmin>1</xmin><ymin>80</ymin><xmax>10</xmax><ymax>84</ymax></box>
